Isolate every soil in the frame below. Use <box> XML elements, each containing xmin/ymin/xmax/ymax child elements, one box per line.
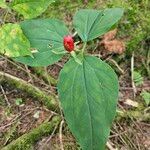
<box><xmin>0</xmin><ymin>49</ymin><xmax>150</xmax><ymax>150</ymax></box>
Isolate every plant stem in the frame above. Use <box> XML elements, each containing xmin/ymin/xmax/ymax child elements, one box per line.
<box><xmin>81</xmin><ymin>42</ymin><xmax>87</xmax><ymax>54</ymax></box>
<box><xmin>131</xmin><ymin>52</ymin><xmax>137</xmax><ymax>98</ymax></box>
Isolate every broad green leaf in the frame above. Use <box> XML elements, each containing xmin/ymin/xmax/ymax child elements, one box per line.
<box><xmin>0</xmin><ymin>0</ymin><xmax>8</xmax><ymax>8</ymax></box>
<box><xmin>0</xmin><ymin>23</ymin><xmax>31</xmax><ymax>57</ymax></box>
<box><xmin>73</xmin><ymin>8</ymin><xmax>124</xmax><ymax>42</ymax></box>
<box><xmin>15</xmin><ymin>19</ymin><xmax>69</xmax><ymax>66</ymax></box>
<box><xmin>11</xmin><ymin>0</ymin><xmax>55</xmax><ymax>19</ymax></box>
<box><xmin>58</xmin><ymin>55</ymin><xmax>119</xmax><ymax>150</ymax></box>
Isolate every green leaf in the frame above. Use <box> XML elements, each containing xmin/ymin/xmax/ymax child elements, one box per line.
<box><xmin>133</xmin><ymin>71</ymin><xmax>143</xmax><ymax>86</ymax></box>
<box><xmin>11</xmin><ymin>0</ymin><xmax>55</xmax><ymax>19</ymax></box>
<box><xmin>73</xmin><ymin>8</ymin><xmax>124</xmax><ymax>42</ymax></box>
<box><xmin>15</xmin><ymin>98</ymin><xmax>23</xmax><ymax>106</ymax></box>
<box><xmin>0</xmin><ymin>0</ymin><xmax>8</xmax><ymax>9</ymax></box>
<box><xmin>58</xmin><ymin>55</ymin><xmax>119</xmax><ymax>150</ymax></box>
<box><xmin>141</xmin><ymin>91</ymin><xmax>150</xmax><ymax>106</ymax></box>
<box><xmin>15</xmin><ymin>19</ymin><xmax>69</xmax><ymax>66</ymax></box>
<box><xmin>0</xmin><ymin>23</ymin><xmax>31</xmax><ymax>57</ymax></box>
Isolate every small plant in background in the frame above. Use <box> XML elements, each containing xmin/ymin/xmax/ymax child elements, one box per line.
<box><xmin>15</xmin><ymin>98</ymin><xmax>24</xmax><ymax>106</ymax></box>
<box><xmin>133</xmin><ymin>71</ymin><xmax>144</xmax><ymax>86</ymax></box>
<box><xmin>0</xmin><ymin>1</ymin><xmax>124</xmax><ymax>149</ymax></box>
<box><xmin>141</xmin><ymin>91</ymin><xmax>150</xmax><ymax>106</ymax></box>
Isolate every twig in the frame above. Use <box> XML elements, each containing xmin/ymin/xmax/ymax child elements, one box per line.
<box><xmin>0</xmin><ymin>115</ymin><xmax>20</xmax><ymax>131</ymax></box>
<box><xmin>0</xmin><ymin>85</ymin><xmax>10</xmax><ymax>107</ymax></box>
<box><xmin>24</xmin><ymin>65</ymin><xmax>34</xmax><ymax>83</ymax></box>
<box><xmin>19</xmin><ymin>108</ymin><xmax>38</xmax><ymax>121</ymax></box>
<box><xmin>92</xmin><ymin>53</ymin><xmax>102</xmax><ymax>58</ymax></box>
<box><xmin>120</xmin><ymin>86</ymin><xmax>150</xmax><ymax>91</ymax></box>
<box><xmin>73</xmin><ymin>31</ymin><xmax>77</xmax><ymax>37</ymax></box>
<box><xmin>106</xmin><ymin>141</ymin><xmax>117</xmax><ymax>150</ymax></box>
<box><xmin>131</xmin><ymin>52</ymin><xmax>137</xmax><ymax>98</ymax></box>
<box><xmin>58</xmin><ymin>99</ymin><xmax>65</xmax><ymax>150</ymax></box>
<box><xmin>0</xmin><ymin>55</ymin><xmax>54</xmax><ymax>88</ymax></box>
<box><xmin>106</xmin><ymin>58</ymin><xmax>124</xmax><ymax>74</ymax></box>
<box><xmin>59</xmin><ymin>120</ymin><xmax>64</xmax><ymax>150</ymax></box>
<box><xmin>109</xmin><ymin>130</ymin><xmax>128</xmax><ymax>138</ymax></box>
<box><xmin>0</xmin><ymin>108</ymin><xmax>38</xmax><ymax>131</ymax></box>
<box><xmin>44</xmin><ymin>123</ymin><xmax>58</xmax><ymax>144</ymax></box>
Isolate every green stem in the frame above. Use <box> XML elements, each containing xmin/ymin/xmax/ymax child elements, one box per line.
<box><xmin>81</xmin><ymin>43</ymin><xmax>87</xmax><ymax>54</ymax></box>
<box><xmin>71</xmin><ymin>51</ymin><xmax>82</xmax><ymax>65</ymax></box>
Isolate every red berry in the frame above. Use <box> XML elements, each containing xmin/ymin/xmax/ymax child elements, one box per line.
<box><xmin>63</xmin><ymin>35</ymin><xmax>74</xmax><ymax>52</ymax></box>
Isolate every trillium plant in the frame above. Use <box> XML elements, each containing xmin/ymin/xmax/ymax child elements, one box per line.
<box><xmin>1</xmin><ymin>7</ymin><xmax>124</xmax><ymax>150</ymax></box>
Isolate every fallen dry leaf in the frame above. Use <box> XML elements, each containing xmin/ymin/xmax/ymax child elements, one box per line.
<box><xmin>124</xmin><ymin>99</ymin><xmax>139</xmax><ymax>107</ymax></box>
<box><xmin>102</xmin><ymin>40</ymin><xmax>125</xmax><ymax>54</ymax></box>
<box><xmin>103</xmin><ymin>29</ymin><xmax>117</xmax><ymax>41</ymax></box>
<box><xmin>100</xmin><ymin>29</ymin><xmax>125</xmax><ymax>54</ymax></box>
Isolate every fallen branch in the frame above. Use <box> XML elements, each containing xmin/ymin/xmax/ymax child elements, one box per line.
<box><xmin>32</xmin><ymin>67</ymin><xmax>57</xmax><ymax>86</ymax></box>
<box><xmin>1</xmin><ymin>116</ymin><xmax>61</xmax><ymax>150</ymax></box>
<box><xmin>0</xmin><ymin>71</ymin><xmax>58</xmax><ymax>111</ymax></box>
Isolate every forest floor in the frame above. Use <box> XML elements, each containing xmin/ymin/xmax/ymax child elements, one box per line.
<box><xmin>0</xmin><ymin>0</ymin><xmax>150</xmax><ymax>150</ymax></box>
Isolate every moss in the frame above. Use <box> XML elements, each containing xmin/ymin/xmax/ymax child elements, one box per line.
<box><xmin>116</xmin><ymin>107</ymin><xmax>150</xmax><ymax>122</ymax></box>
<box><xmin>32</xmin><ymin>67</ymin><xmax>57</xmax><ymax>86</ymax></box>
<box><xmin>1</xmin><ymin>116</ymin><xmax>61</xmax><ymax>150</ymax></box>
<box><xmin>0</xmin><ymin>95</ymin><xmax>5</xmax><ymax>106</ymax></box>
<box><xmin>0</xmin><ymin>71</ymin><xmax>59</xmax><ymax>111</ymax></box>
<box><xmin>105</xmin><ymin>0</ymin><xmax>150</xmax><ymax>52</ymax></box>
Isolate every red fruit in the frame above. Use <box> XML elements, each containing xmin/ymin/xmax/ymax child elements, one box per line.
<box><xmin>63</xmin><ymin>35</ymin><xmax>74</xmax><ymax>52</ymax></box>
